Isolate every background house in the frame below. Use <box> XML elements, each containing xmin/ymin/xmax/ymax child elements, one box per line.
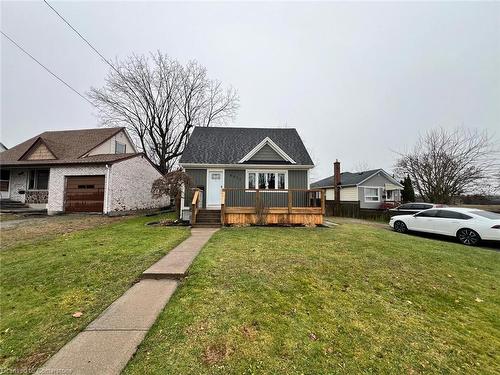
<box><xmin>0</xmin><ymin>127</ymin><xmax>169</xmax><ymax>215</ymax></box>
<box><xmin>311</xmin><ymin>161</ymin><xmax>403</xmax><ymax>210</ymax></box>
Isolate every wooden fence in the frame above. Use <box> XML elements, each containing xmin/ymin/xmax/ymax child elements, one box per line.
<box><xmin>326</xmin><ymin>201</ymin><xmax>392</xmax><ymax>222</ymax></box>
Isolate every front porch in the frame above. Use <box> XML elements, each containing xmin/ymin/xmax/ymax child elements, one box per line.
<box><xmin>0</xmin><ymin>168</ymin><xmax>49</xmax><ymax>209</ymax></box>
<box><xmin>191</xmin><ymin>188</ymin><xmax>325</xmax><ymax>226</ymax></box>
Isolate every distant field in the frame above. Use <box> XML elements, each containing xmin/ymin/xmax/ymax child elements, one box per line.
<box><xmin>458</xmin><ymin>205</ymin><xmax>500</xmax><ymax>213</ymax></box>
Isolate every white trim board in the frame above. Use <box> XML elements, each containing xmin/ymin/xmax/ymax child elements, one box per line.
<box><xmin>238</xmin><ymin>137</ymin><xmax>296</xmax><ymax>164</ymax></box>
<box><xmin>245</xmin><ymin>169</ymin><xmax>289</xmax><ymax>189</ymax></box>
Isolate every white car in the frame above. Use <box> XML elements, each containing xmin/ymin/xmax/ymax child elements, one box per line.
<box><xmin>389</xmin><ymin>207</ymin><xmax>500</xmax><ymax>246</ymax></box>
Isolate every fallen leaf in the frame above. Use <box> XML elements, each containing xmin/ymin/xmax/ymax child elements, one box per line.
<box><xmin>72</xmin><ymin>311</ymin><xmax>83</xmax><ymax>318</ymax></box>
<box><xmin>309</xmin><ymin>333</ymin><xmax>317</xmax><ymax>341</ymax></box>
<box><xmin>475</xmin><ymin>298</ymin><xmax>483</xmax><ymax>303</ymax></box>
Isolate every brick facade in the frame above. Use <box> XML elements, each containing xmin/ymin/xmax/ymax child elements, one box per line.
<box><xmin>9</xmin><ymin>169</ymin><xmax>29</xmax><ymax>203</ymax></box>
<box><xmin>108</xmin><ymin>155</ymin><xmax>169</xmax><ymax>213</ymax></box>
<box><xmin>7</xmin><ymin>156</ymin><xmax>167</xmax><ymax>214</ymax></box>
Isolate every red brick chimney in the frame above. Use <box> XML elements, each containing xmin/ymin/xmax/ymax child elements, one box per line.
<box><xmin>334</xmin><ymin>159</ymin><xmax>341</xmax><ymax>204</ymax></box>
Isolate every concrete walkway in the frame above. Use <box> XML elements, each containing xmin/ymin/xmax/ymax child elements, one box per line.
<box><xmin>37</xmin><ymin>227</ymin><xmax>219</xmax><ymax>375</ymax></box>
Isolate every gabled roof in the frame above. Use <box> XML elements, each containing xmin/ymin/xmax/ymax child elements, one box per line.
<box><xmin>311</xmin><ymin>169</ymin><xmax>403</xmax><ymax>188</ymax></box>
<box><xmin>179</xmin><ymin>127</ymin><xmax>314</xmax><ymax>166</ymax></box>
<box><xmin>0</xmin><ymin>127</ymin><xmax>133</xmax><ymax>166</ymax></box>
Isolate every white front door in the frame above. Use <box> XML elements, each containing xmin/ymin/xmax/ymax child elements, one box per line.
<box><xmin>207</xmin><ymin>170</ymin><xmax>223</xmax><ymax>209</ymax></box>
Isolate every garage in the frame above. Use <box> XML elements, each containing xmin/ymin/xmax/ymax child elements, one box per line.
<box><xmin>64</xmin><ymin>176</ymin><xmax>105</xmax><ymax>213</ymax></box>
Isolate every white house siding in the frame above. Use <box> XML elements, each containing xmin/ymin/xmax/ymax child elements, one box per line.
<box><xmin>86</xmin><ymin>130</ymin><xmax>135</xmax><ymax>156</ymax></box>
<box><xmin>108</xmin><ymin>155</ymin><xmax>169</xmax><ymax>213</ymax></box>
<box><xmin>47</xmin><ymin>165</ymin><xmax>107</xmax><ymax>215</ymax></box>
<box><xmin>9</xmin><ymin>168</ymin><xmax>30</xmax><ymax>203</ymax></box>
<box><xmin>325</xmin><ymin>186</ymin><xmax>358</xmax><ymax>201</ymax></box>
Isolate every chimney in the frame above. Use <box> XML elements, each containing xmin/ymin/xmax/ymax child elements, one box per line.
<box><xmin>334</xmin><ymin>159</ymin><xmax>341</xmax><ymax>204</ymax></box>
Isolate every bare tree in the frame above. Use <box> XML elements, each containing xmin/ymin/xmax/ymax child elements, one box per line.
<box><xmin>89</xmin><ymin>52</ymin><xmax>239</xmax><ymax>174</ymax></box>
<box><xmin>151</xmin><ymin>169</ymin><xmax>192</xmax><ymax>218</ymax></box>
<box><xmin>395</xmin><ymin>128</ymin><xmax>499</xmax><ymax>203</ymax></box>
<box><xmin>352</xmin><ymin>161</ymin><xmax>372</xmax><ymax>173</ymax></box>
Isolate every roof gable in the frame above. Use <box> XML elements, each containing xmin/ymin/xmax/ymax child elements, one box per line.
<box><xmin>240</xmin><ymin>137</ymin><xmax>296</xmax><ymax>164</ymax></box>
<box><xmin>0</xmin><ymin>127</ymin><xmax>130</xmax><ymax>166</ymax></box>
<box><xmin>179</xmin><ymin>127</ymin><xmax>313</xmax><ymax>166</ymax></box>
<box><xmin>21</xmin><ymin>139</ymin><xmax>57</xmax><ymax>161</ymax></box>
<box><xmin>311</xmin><ymin>169</ymin><xmax>403</xmax><ymax>188</ymax></box>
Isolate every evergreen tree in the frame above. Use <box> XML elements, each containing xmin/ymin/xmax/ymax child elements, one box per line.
<box><xmin>401</xmin><ymin>175</ymin><xmax>415</xmax><ymax>203</ymax></box>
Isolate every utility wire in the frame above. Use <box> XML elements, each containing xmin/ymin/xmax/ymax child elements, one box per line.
<box><xmin>0</xmin><ymin>30</ymin><xmax>94</xmax><ymax>106</ymax></box>
<box><xmin>43</xmin><ymin>0</ymin><xmax>120</xmax><ymax>74</ymax></box>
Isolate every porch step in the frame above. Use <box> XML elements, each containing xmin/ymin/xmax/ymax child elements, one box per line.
<box><xmin>194</xmin><ymin>209</ymin><xmax>221</xmax><ymax>226</ymax></box>
<box><xmin>0</xmin><ymin>199</ymin><xmax>29</xmax><ymax>210</ymax></box>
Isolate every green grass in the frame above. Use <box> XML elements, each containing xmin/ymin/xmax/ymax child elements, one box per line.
<box><xmin>0</xmin><ymin>214</ymin><xmax>189</xmax><ymax>371</ymax></box>
<box><xmin>125</xmin><ymin>225</ymin><xmax>500</xmax><ymax>374</ymax></box>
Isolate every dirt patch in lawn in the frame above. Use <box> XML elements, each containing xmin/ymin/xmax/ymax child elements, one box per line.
<box><xmin>0</xmin><ymin>214</ymin><xmax>127</xmax><ymax>250</ymax></box>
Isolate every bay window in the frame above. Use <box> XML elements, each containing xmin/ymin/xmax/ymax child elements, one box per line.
<box><xmin>247</xmin><ymin>171</ymin><xmax>287</xmax><ymax>190</ymax></box>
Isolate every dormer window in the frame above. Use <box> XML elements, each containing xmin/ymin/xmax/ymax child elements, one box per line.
<box><xmin>115</xmin><ymin>141</ymin><xmax>126</xmax><ymax>154</ymax></box>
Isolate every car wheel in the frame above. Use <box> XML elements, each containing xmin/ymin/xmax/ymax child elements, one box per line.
<box><xmin>457</xmin><ymin>228</ymin><xmax>481</xmax><ymax>246</ymax></box>
<box><xmin>394</xmin><ymin>221</ymin><xmax>408</xmax><ymax>233</ymax></box>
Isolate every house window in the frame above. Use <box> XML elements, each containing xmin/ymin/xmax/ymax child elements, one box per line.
<box><xmin>386</xmin><ymin>190</ymin><xmax>393</xmax><ymax>201</ymax></box>
<box><xmin>28</xmin><ymin>169</ymin><xmax>49</xmax><ymax>190</ymax></box>
<box><xmin>115</xmin><ymin>141</ymin><xmax>126</xmax><ymax>154</ymax></box>
<box><xmin>364</xmin><ymin>187</ymin><xmax>380</xmax><ymax>202</ymax></box>
<box><xmin>246</xmin><ymin>170</ymin><xmax>287</xmax><ymax>190</ymax></box>
<box><xmin>248</xmin><ymin>173</ymin><xmax>256</xmax><ymax>189</ymax></box>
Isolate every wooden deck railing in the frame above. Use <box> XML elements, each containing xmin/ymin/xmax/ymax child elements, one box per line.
<box><xmin>222</xmin><ymin>188</ymin><xmax>325</xmax><ymax>215</ymax></box>
<box><xmin>191</xmin><ymin>188</ymin><xmax>202</xmax><ymax>224</ymax></box>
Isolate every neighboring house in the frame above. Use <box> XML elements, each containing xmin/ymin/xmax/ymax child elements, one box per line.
<box><xmin>0</xmin><ymin>127</ymin><xmax>169</xmax><ymax>214</ymax></box>
<box><xmin>179</xmin><ymin>127</ymin><xmax>323</xmax><ymax>226</ymax></box>
<box><xmin>0</xmin><ymin>142</ymin><xmax>8</xmax><ymax>152</ymax></box>
<box><xmin>311</xmin><ymin>162</ymin><xmax>403</xmax><ymax>209</ymax></box>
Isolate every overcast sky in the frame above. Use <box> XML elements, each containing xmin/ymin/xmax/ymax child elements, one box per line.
<box><xmin>1</xmin><ymin>1</ymin><xmax>499</xmax><ymax>180</ymax></box>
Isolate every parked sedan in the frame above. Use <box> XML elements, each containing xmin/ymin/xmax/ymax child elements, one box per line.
<box><xmin>389</xmin><ymin>207</ymin><xmax>500</xmax><ymax>245</ymax></box>
<box><xmin>389</xmin><ymin>203</ymin><xmax>447</xmax><ymax>216</ymax></box>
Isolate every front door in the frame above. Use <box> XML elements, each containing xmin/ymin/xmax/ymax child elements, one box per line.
<box><xmin>207</xmin><ymin>170</ymin><xmax>223</xmax><ymax>209</ymax></box>
<box><xmin>0</xmin><ymin>169</ymin><xmax>10</xmax><ymax>199</ymax></box>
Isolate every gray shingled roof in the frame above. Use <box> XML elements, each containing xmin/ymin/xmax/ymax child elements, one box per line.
<box><xmin>311</xmin><ymin>169</ymin><xmax>387</xmax><ymax>188</ymax></box>
<box><xmin>179</xmin><ymin>127</ymin><xmax>314</xmax><ymax>166</ymax></box>
<box><xmin>0</xmin><ymin>127</ymin><xmax>137</xmax><ymax>166</ymax></box>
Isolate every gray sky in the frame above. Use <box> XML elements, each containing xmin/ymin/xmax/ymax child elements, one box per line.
<box><xmin>1</xmin><ymin>1</ymin><xmax>499</xmax><ymax>181</ymax></box>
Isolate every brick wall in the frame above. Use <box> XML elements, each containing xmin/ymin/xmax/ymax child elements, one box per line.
<box><xmin>108</xmin><ymin>155</ymin><xmax>169</xmax><ymax>213</ymax></box>
<box><xmin>9</xmin><ymin>169</ymin><xmax>29</xmax><ymax>203</ymax></box>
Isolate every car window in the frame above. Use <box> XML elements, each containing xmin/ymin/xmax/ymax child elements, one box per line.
<box><xmin>405</xmin><ymin>204</ymin><xmax>420</xmax><ymax>209</ymax></box>
<box><xmin>415</xmin><ymin>209</ymin><xmax>438</xmax><ymax>217</ymax></box>
<box><xmin>436</xmin><ymin>210</ymin><xmax>471</xmax><ymax>220</ymax></box>
<box><xmin>398</xmin><ymin>204</ymin><xmax>410</xmax><ymax>209</ymax></box>
<box><xmin>470</xmin><ymin>210</ymin><xmax>500</xmax><ymax>220</ymax></box>
<box><xmin>418</xmin><ymin>203</ymin><xmax>433</xmax><ymax>210</ymax></box>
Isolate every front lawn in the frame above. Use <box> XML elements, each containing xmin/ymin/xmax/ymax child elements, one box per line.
<box><xmin>125</xmin><ymin>224</ymin><xmax>500</xmax><ymax>374</ymax></box>
<box><xmin>0</xmin><ymin>214</ymin><xmax>189</xmax><ymax>372</ymax></box>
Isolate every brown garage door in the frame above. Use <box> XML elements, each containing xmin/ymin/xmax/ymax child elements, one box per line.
<box><xmin>65</xmin><ymin>176</ymin><xmax>105</xmax><ymax>213</ymax></box>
